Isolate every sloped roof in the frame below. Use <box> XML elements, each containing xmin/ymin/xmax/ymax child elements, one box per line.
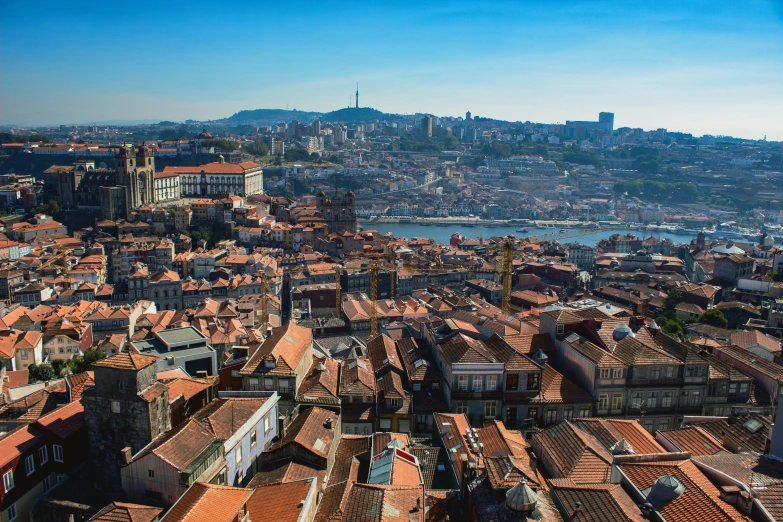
<box><xmin>240</xmin><ymin>322</ymin><xmax>312</xmax><ymax>376</ymax></box>
<box><xmin>161</xmin><ymin>482</ymin><xmax>252</xmax><ymax>522</ymax></box>
<box><xmin>437</xmin><ymin>333</ymin><xmax>497</xmax><ymax>364</ymax></box>
<box><xmin>93</xmin><ymin>351</ymin><xmax>158</xmax><ymax>371</ymax></box>
<box><xmin>89</xmin><ymin>502</ymin><xmax>163</xmax><ymax>522</ymax></box>
<box><xmin>268</xmin><ymin>407</ymin><xmax>337</xmax><ymax>459</ymax></box>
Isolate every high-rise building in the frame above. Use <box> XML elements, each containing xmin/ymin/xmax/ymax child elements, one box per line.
<box><xmin>421</xmin><ymin>116</ymin><xmax>433</xmax><ymax>138</ymax></box>
<box><xmin>466</xmin><ymin>111</ymin><xmax>472</xmax><ymax>121</ymax></box>
<box><xmin>599</xmin><ymin>112</ymin><xmax>614</xmax><ymax>132</ymax></box>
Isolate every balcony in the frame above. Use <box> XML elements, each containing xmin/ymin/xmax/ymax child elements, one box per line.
<box><xmin>451</xmin><ymin>389</ymin><xmax>503</xmax><ymax>401</ymax></box>
<box><xmin>625</xmin><ymin>378</ymin><xmax>683</xmax><ymax>388</ymax></box>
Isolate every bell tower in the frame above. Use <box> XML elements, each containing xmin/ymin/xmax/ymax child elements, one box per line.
<box><xmin>135</xmin><ymin>143</ymin><xmax>155</xmax><ymax>207</ymax></box>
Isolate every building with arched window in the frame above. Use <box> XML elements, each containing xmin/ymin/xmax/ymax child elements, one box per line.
<box><xmin>159</xmin><ymin>157</ymin><xmax>263</xmax><ymax>198</ymax></box>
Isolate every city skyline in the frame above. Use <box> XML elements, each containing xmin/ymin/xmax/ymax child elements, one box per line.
<box><xmin>1</xmin><ymin>1</ymin><xmax>782</xmax><ymax>139</ymax></box>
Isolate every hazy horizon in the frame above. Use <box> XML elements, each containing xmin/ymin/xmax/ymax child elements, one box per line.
<box><xmin>2</xmin><ymin>1</ymin><xmax>782</xmax><ymax>140</ymax></box>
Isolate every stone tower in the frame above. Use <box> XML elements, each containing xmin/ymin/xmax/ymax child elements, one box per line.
<box><xmin>316</xmin><ymin>190</ymin><xmax>357</xmax><ymax>233</ymax></box>
<box><xmin>82</xmin><ymin>352</ymin><xmax>171</xmax><ymax>495</ymax></box>
<box><xmin>115</xmin><ymin>143</ymin><xmax>156</xmax><ymax>217</ymax></box>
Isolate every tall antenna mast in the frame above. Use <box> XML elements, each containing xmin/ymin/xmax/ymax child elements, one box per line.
<box><xmin>355</xmin><ymin>82</ymin><xmax>359</xmax><ymax>109</ymax></box>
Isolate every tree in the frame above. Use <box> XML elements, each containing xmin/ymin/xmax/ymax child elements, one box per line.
<box><xmin>662</xmin><ymin>288</ymin><xmax>684</xmax><ymax>312</ymax></box>
<box><xmin>771</xmin><ymin>269</ymin><xmax>783</xmax><ymax>282</ymax></box>
<box><xmin>443</xmin><ymin>135</ymin><xmax>459</xmax><ymax>149</ymax></box>
<box><xmin>69</xmin><ymin>349</ymin><xmax>106</xmax><ymax>374</ymax></box>
<box><xmin>28</xmin><ymin>363</ymin><xmax>55</xmax><ymax>383</ymax></box>
<box><xmin>32</xmin><ymin>200</ymin><xmax>61</xmax><ymax>218</ymax></box>
<box><xmin>243</xmin><ymin>141</ymin><xmax>269</xmax><ymax>156</ymax></box>
<box><xmin>699</xmin><ymin>308</ymin><xmax>728</xmax><ymax>328</ymax></box>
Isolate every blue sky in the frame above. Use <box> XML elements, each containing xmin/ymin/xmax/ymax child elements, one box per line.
<box><xmin>1</xmin><ymin>1</ymin><xmax>782</xmax><ymax>139</ymax></box>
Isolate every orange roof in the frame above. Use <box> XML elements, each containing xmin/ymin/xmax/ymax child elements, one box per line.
<box><xmin>93</xmin><ymin>352</ymin><xmax>158</xmax><ymax>370</ymax></box>
<box><xmin>161</xmin><ymin>482</ymin><xmax>253</xmax><ymax>522</ymax></box>
<box><xmin>88</xmin><ymin>502</ymin><xmax>163</xmax><ymax>522</ymax></box>
<box><xmin>246</xmin><ymin>479</ymin><xmax>315</xmax><ymax>522</ymax></box>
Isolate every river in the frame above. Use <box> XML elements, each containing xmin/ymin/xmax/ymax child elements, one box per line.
<box><xmin>359</xmin><ymin>222</ymin><xmax>700</xmax><ymax>247</ymax></box>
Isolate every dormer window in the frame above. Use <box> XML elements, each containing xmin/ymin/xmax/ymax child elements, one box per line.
<box><xmin>265</xmin><ymin>359</ymin><xmax>276</xmax><ymax>369</ymax></box>
<box><xmin>527</xmin><ymin>372</ymin><xmax>540</xmax><ymax>390</ymax></box>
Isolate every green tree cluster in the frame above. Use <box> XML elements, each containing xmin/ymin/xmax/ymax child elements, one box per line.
<box><xmin>562</xmin><ymin>150</ymin><xmax>601</xmax><ymax>166</ymax></box>
<box><xmin>0</xmin><ymin>132</ymin><xmax>52</xmax><ymax>144</ymax></box>
<box><xmin>284</xmin><ymin>147</ymin><xmax>312</xmax><ymax>161</ymax></box>
<box><xmin>699</xmin><ymin>309</ymin><xmax>728</xmax><ymax>328</ymax></box>
<box><xmin>203</xmin><ymin>138</ymin><xmax>240</xmax><ymax>151</ymax></box>
<box><xmin>243</xmin><ymin>141</ymin><xmax>270</xmax><ymax>156</ymax></box>
<box><xmin>32</xmin><ymin>200</ymin><xmax>61</xmax><ymax>218</ymax></box>
<box><xmin>613</xmin><ymin>179</ymin><xmax>697</xmax><ymax>202</ymax></box>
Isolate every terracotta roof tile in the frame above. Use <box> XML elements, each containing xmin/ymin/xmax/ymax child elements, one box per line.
<box><xmin>89</xmin><ymin>502</ymin><xmax>163</xmax><ymax>522</ymax></box>
<box><xmin>548</xmin><ymin>480</ymin><xmax>645</xmax><ymax>522</ymax></box>
<box><xmin>656</xmin><ymin>426</ymin><xmax>725</xmax><ymax>456</ymax></box>
<box><xmin>93</xmin><ymin>352</ymin><xmax>158</xmax><ymax>370</ymax></box>
<box><xmin>246</xmin><ymin>479</ymin><xmax>315</xmax><ymax>522</ymax></box>
<box><xmin>268</xmin><ymin>407</ymin><xmax>337</xmax><ymax>459</ymax></box>
<box><xmin>161</xmin><ymin>482</ymin><xmax>252</xmax><ymax>522</ymax></box>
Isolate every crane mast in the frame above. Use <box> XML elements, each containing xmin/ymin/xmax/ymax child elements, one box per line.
<box><xmin>369</xmin><ymin>261</ymin><xmax>379</xmax><ymax>338</ymax></box>
<box><xmin>502</xmin><ymin>240</ymin><xmax>514</xmax><ymax>314</ymax></box>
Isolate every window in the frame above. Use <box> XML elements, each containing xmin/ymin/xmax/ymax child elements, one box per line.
<box><xmin>235</xmin><ymin>446</ymin><xmax>242</xmax><ymax>467</ymax></box>
<box><xmin>643</xmin><ymin>419</ymin><xmax>655</xmax><ymax>433</ymax></box>
<box><xmin>650</xmin><ymin>368</ymin><xmax>661</xmax><ymax>380</ymax></box>
<box><xmin>3</xmin><ymin>470</ymin><xmax>13</xmax><ymax>493</ymax></box>
<box><xmin>413</xmin><ymin>383</ymin><xmax>421</xmax><ymax>391</ymax></box>
<box><xmin>379</xmin><ymin>418</ymin><xmax>391</xmax><ymax>430</ymax></box>
<box><xmin>546</xmin><ymin>408</ymin><xmax>558</xmax><ymax>424</ymax></box>
<box><xmin>579</xmin><ymin>407</ymin><xmax>591</xmax><ymax>418</ymax></box>
<box><xmin>264</xmin><ymin>378</ymin><xmax>274</xmax><ymax>391</ymax></box>
<box><xmin>39</xmin><ymin>446</ymin><xmax>48</xmax><ymax>465</ymax></box>
<box><xmin>457</xmin><ymin>375</ymin><xmax>468</xmax><ymax>391</ymax></box>
<box><xmin>278</xmin><ymin>379</ymin><xmax>289</xmax><ymax>393</ymax></box>
<box><xmin>20</xmin><ymin>350</ymin><xmax>28</xmax><ymax>360</ymax></box>
<box><xmin>117</xmin><ymin>381</ymin><xmax>125</xmax><ymax>392</ymax></box>
<box><xmin>456</xmin><ymin>401</ymin><xmax>468</xmax><ymax>414</ymax></box>
<box><xmin>487</xmin><ymin>375</ymin><xmax>497</xmax><ymax>391</ymax></box>
<box><xmin>665</xmin><ymin>366</ymin><xmax>674</xmax><ymax>378</ymax></box>
<box><xmin>659</xmin><ymin>419</ymin><xmax>670</xmax><ymax>431</ymax></box>
<box><xmin>598</xmin><ymin>394</ymin><xmax>609</xmax><ymax>411</ymax></box>
<box><xmin>53</xmin><ymin>444</ymin><xmax>63</xmax><ymax>462</ymax></box>
<box><xmin>25</xmin><ymin>455</ymin><xmax>34</xmax><ymax>476</ymax></box>
<box><xmin>250</xmin><ymin>430</ymin><xmax>257</xmax><ymax>448</ymax></box>
<box><xmin>148</xmin><ymin>469</ymin><xmax>155</xmax><ymax>478</ymax></box>
<box><xmin>729</xmin><ymin>383</ymin><xmax>737</xmax><ymax>394</ymax></box>
<box><xmin>612</xmin><ymin>368</ymin><xmax>623</xmax><ymax>379</ymax></box>
<box><xmin>111</xmin><ymin>401</ymin><xmax>121</xmax><ymax>414</ymax></box>
<box><xmin>473</xmin><ymin>376</ymin><xmax>483</xmax><ymax>392</ymax></box>
<box><xmin>739</xmin><ymin>383</ymin><xmax>749</xmax><ymax>393</ymax></box>
<box><xmin>556</xmin><ymin>324</ymin><xmax>564</xmax><ymax>335</ymax></box>
<box><xmin>248</xmin><ymin>378</ymin><xmax>259</xmax><ymax>391</ymax></box>
<box><xmin>599</xmin><ymin>369</ymin><xmax>610</xmax><ymax>379</ymax></box>
<box><xmin>7</xmin><ymin>503</ymin><xmax>16</xmax><ymax>522</ymax></box>
<box><xmin>527</xmin><ymin>372</ymin><xmax>540</xmax><ymax>390</ymax></box>
<box><xmin>689</xmin><ymin>391</ymin><xmax>701</xmax><ymax>406</ymax></box>
<box><xmin>563</xmin><ymin>407</ymin><xmax>574</xmax><ymax>421</ymax></box>
<box><xmin>506</xmin><ymin>374</ymin><xmax>519</xmax><ymax>391</ymax></box>
<box><xmin>611</xmin><ymin>393</ymin><xmax>623</xmax><ymax>411</ymax></box>
<box><xmin>661</xmin><ymin>392</ymin><xmax>673</xmax><ymax>408</ymax></box>
<box><xmin>263</xmin><ymin>415</ymin><xmax>271</xmax><ymax>434</ymax></box>
<box><xmin>647</xmin><ymin>392</ymin><xmax>658</xmax><ymax>408</ymax></box>
<box><xmin>631</xmin><ymin>392</ymin><xmax>643</xmax><ymax>409</ymax></box>
<box><xmin>485</xmin><ymin>402</ymin><xmax>497</xmax><ymax>419</ymax></box>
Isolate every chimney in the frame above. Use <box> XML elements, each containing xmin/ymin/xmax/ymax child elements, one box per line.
<box><xmin>718</xmin><ymin>485</ymin><xmax>740</xmax><ymax>505</ymax></box>
<box><xmin>120</xmin><ymin>447</ymin><xmax>133</xmax><ymax>465</ymax></box>
<box><xmin>196</xmin><ymin>370</ymin><xmax>208</xmax><ymax>378</ymax></box>
<box><xmin>529</xmin><ymin>452</ymin><xmax>537</xmax><ymax>474</ymax></box>
<box><xmin>325</xmin><ymin>417</ymin><xmax>333</xmax><ymax>429</ymax></box>
<box><xmin>266</xmin><ymin>325</ymin><xmax>273</xmax><ymax>338</ymax></box>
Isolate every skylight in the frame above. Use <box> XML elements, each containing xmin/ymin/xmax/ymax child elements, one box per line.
<box><xmin>743</xmin><ymin>418</ymin><xmax>763</xmax><ymax>434</ymax></box>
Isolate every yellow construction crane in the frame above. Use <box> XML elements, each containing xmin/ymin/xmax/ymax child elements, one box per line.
<box><xmin>334</xmin><ymin>264</ymin><xmax>342</xmax><ymax>317</ymax></box>
<box><xmin>501</xmin><ymin>240</ymin><xmax>514</xmax><ymax>314</ymax></box>
<box><xmin>260</xmin><ymin>272</ymin><xmax>270</xmax><ymax>332</ymax></box>
<box><xmin>369</xmin><ymin>261</ymin><xmax>380</xmax><ymax>338</ymax></box>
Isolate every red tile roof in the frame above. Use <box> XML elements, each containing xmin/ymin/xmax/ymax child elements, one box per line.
<box><xmin>93</xmin><ymin>352</ymin><xmax>158</xmax><ymax>370</ymax></box>
<box><xmin>246</xmin><ymin>479</ymin><xmax>315</xmax><ymax>522</ymax></box>
<box><xmin>656</xmin><ymin>426</ymin><xmax>725</xmax><ymax>456</ymax></box>
<box><xmin>34</xmin><ymin>400</ymin><xmax>85</xmax><ymax>438</ymax></box>
<box><xmin>161</xmin><ymin>482</ymin><xmax>252</xmax><ymax>522</ymax></box>
<box><xmin>268</xmin><ymin>407</ymin><xmax>337</xmax><ymax>459</ymax></box>
<box><xmin>88</xmin><ymin>502</ymin><xmax>163</xmax><ymax>522</ymax></box>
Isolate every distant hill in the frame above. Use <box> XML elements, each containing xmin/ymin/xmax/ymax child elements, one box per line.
<box><xmin>225</xmin><ymin>106</ymin><xmax>401</xmax><ymax>125</ymax></box>
<box><xmin>321</xmin><ymin>107</ymin><xmax>397</xmax><ymax>123</ymax></box>
<box><xmin>226</xmin><ymin>109</ymin><xmax>322</xmax><ymax>124</ymax></box>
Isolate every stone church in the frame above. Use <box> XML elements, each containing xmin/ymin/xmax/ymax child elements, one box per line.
<box><xmin>316</xmin><ymin>190</ymin><xmax>357</xmax><ymax>233</ymax></box>
<box><xmin>43</xmin><ymin>143</ymin><xmax>157</xmax><ymax>220</ymax></box>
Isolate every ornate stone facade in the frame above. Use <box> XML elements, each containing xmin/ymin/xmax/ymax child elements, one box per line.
<box><xmin>316</xmin><ymin>190</ymin><xmax>357</xmax><ymax>233</ymax></box>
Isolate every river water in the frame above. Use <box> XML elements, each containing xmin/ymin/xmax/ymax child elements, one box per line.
<box><xmin>359</xmin><ymin>222</ymin><xmax>699</xmax><ymax>247</ymax></box>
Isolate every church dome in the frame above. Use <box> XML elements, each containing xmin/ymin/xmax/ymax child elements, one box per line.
<box><xmin>613</xmin><ymin>322</ymin><xmax>635</xmax><ymax>341</ymax></box>
<box><xmin>197</xmin><ymin>128</ymin><xmax>212</xmax><ymax>139</ymax></box>
<box><xmin>506</xmin><ymin>480</ymin><xmax>537</xmax><ymax>512</ymax></box>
